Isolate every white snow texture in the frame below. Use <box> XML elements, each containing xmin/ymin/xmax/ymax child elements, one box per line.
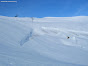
<box><xmin>0</xmin><ymin>16</ymin><xmax>88</xmax><ymax>66</ymax></box>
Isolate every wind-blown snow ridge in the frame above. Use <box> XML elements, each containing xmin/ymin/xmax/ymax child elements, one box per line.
<box><xmin>0</xmin><ymin>16</ymin><xmax>88</xmax><ymax>66</ymax></box>
<box><xmin>27</xmin><ymin>27</ymin><xmax>88</xmax><ymax>48</ymax></box>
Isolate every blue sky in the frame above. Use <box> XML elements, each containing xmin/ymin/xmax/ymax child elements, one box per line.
<box><xmin>0</xmin><ymin>0</ymin><xmax>88</xmax><ymax>17</ymax></box>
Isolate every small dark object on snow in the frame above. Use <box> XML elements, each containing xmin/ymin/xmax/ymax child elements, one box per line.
<box><xmin>67</xmin><ymin>36</ymin><xmax>70</xmax><ymax>39</ymax></box>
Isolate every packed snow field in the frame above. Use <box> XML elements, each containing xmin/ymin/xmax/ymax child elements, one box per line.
<box><xmin>0</xmin><ymin>16</ymin><xmax>88</xmax><ymax>66</ymax></box>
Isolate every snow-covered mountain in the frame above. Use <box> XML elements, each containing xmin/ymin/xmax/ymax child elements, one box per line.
<box><xmin>0</xmin><ymin>16</ymin><xmax>88</xmax><ymax>66</ymax></box>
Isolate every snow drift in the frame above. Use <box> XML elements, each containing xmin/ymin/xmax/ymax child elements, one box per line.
<box><xmin>0</xmin><ymin>16</ymin><xmax>88</xmax><ymax>66</ymax></box>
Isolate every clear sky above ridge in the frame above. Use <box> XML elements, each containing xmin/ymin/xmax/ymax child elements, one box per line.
<box><xmin>0</xmin><ymin>0</ymin><xmax>88</xmax><ymax>17</ymax></box>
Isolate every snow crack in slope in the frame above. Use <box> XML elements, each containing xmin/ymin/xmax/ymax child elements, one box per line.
<box><xmin>20</xmin><ymin>29</ymin><xmax>33</xmax><ymax>46</ymax></box>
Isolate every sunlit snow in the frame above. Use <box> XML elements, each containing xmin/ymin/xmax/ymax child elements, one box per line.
<box><xmin>0</xmin><ymin>16</ymin><xmax>88</xmax><ymax>66</ymax></box>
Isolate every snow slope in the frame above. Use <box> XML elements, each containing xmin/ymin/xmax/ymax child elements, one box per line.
<box><xmin>0</xmin><ymin>16</ymin><xmax>88</xmax><ymax>66</ymax></box>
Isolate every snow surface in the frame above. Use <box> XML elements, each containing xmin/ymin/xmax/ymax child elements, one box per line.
<box><xmin>0</xmin><ymin>16</ymin><xmax>88</xmax><ymax>66</ymax></box>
